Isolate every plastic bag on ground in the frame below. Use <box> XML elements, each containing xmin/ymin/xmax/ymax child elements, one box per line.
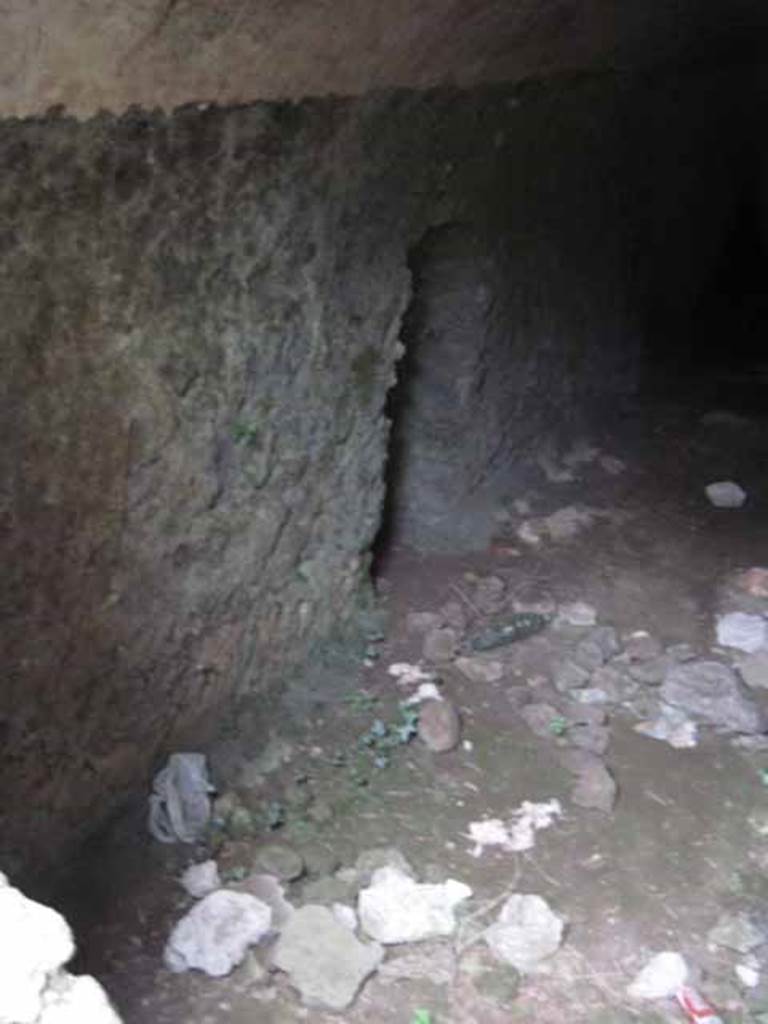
<box><xmin>148</xmin><ymin>752</ymin><xmax>214</xmax><ymax>844</ymax></box>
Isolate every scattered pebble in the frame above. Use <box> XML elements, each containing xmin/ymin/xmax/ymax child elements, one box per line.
<box><xmin>735</xmin><ymin>567</ymin><xmax>768</xmax><ymax>599</ymax></box>
<box><xmin>706</xmin><ymin>481</ymin><xmax>747</xmax><ymax>508</ymax></box>
<box><xmin>180</xmin><ymin>860</ymin><xmax>220</xmax><ymax>899</ymax></box>
<box><xmin>708</xmin><ymin>912</ymin><xmax>766</xmax><ymax>953</ymax></box>
<box><xmin>624</xmin><ymin>631</ymin><xmax>663</xmax><ymax>662</ymax></box>
<box><xmin>466</xmin><ymin>800</ymin><xmax>562</xmax><ymax>856</ymax></box>
<box><xmin>661</xmin><ymin>660</ymin><xmax>765</xmax><ymax>734</ymax></box>
<box><xmin>255</xmin><ymin>844</ymin><xmax>305</xmax><ymax>882</ymax></box>
<box><xmin>716</xmin><ymin>612</ymin><xmax>767</xmax><ymax>653</ymax></box>
<box><xmin>358</xmin><ymin>867</ymin><xmax>472</xmax><ymax>944</ymax></box>
<box><xmin>484</xmin><ymin>894</ymin><xmax>565</xmax><ymax>972</ymax></box>
<box><xmin>387</xmin><ymin>663</ymin><xmax>437</xmax><ymax>685</ymax></box>
<box><xmin>423</xmin><ymin>627</ymin><xmax>459</xmax><ymax>663</ymax></box>
<box><xmin>557</xmin><ymin>602</ymin><xmax>598</xmax><ymax>627</ymax></box>
<box><xmin>634</xmin><ymin>704</ymin><xmax>698</xmax><ymax>749</ymax></box>
<box><xmin>627</xmin><ymin>951</ymin><xmax>688</xmax><ymax>999</ymax></box>
<box><xmin>164</xmin><ymin>891</ymin><xmax>272</xmax><ymax>977</ymax></box>
<box><xmin>273</xmin><ymin>905</ymin><xmax>383</xmax><ymax>1010</ymax></box>
<box><xmin>455</xmin><ymin>655</ymin><xmax>505</xmax><ymax>683</ymax></box>
<box><xmin>418</xmin><ymin>698</ymin><xmax>461</xmax><ymax>752</ymax></box>
<box><xmin>738</xmin><ymin>650</ymin><xmax>768</xmax><ymax>689</ymax></box>
<box><xmin>553</xmin><ymin>659</ymin><xmax>591</xmax><ymax>692</ymax></box>
<box><xmin>569</xmin><ymin>757</ymin><xmax>617</xmax><ymax>813</ymax></box>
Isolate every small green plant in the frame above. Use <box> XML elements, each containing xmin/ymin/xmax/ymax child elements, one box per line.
<box><xmin>220</xmin><ymin>865</ymin><xmax>248</xmax><ymax>883</ymax></box>
<box><xmin>343</xmin><ymin>690</ymin><xmax>379</xmax><ymax>714</ymax></box>
<box><xmin>411</xmin><ymin>1011</ymin><xmax>433</xmax><ymax>1024</ymax></box>
<box><xmin>232</xmin><ymin>420</ymin><xmax>261</xmax><ymax>447</ymax></box>
<box><xmin>263</xmin><ymin>800</ymin><xmax>286</xmax><ymax>830</ymax></box>
<box><xmin>549</xmin><ymin>716</ymin><xmax>569</xmax><ymax>737</ymax></box>
<box><xmin>358</xmin><ymin>703</ymin><xmax>420</xmax><ymax>769</ymax></box>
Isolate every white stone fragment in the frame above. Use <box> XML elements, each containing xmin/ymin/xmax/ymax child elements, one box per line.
<box><xmin>736</xmin><ymin>963</ymin><xmax>760</xmax><ymax>988</ymax></box>
<box><xmin>403</xmin><ymin>682</ymin><xmax>443</xmax><ymax>704</ymax></box>
<box><xmin>164</xmin><ymin>890</ymin><xmax>272</xmax><ymax>976</ymax></box>
<box><xmin>716</xmin><ymin>612</ymin><xmax>767</xmax><ymax>654</ymax></box>
<box><xmin>180</xmin><ymin>860</ymin><xmax>220</xmax><ymax>898</ymax></box>
<box><xmin>557</xmin><ymin>602</ymin><xmax>598</xmax><ymax>627</ymax></box>
<box><xmin>705</xmin><ymin>481</ymin><xmax>747</xmax><ymax>508</ymax></box>
<box><xmin>484</xmin><ymin>894</ymin><xmax>565</xmax><ymax>972</ymax></box>
<box><xmin>331</xmin><ymin>903</ymin><xmax>358</xmax><ymax>932</ymax></box>
<box><xmin>0</xmin><ymin>874</ymin><xmax>76</xmax><ymax>1023</ymax></box>
<box><xmin>37</xmin><ymin>973</ymin><xmax>122</xmax><ymax>1024</ymax></box>
<box><xmin>358</xmin><ymin>867</ymin><xmax>471</xmax><ymax>944</ymax></box>
<box><xmin>627</xmin><ymin>952</ymin><xmax>688</xmax><ymax>1000</ymax></box>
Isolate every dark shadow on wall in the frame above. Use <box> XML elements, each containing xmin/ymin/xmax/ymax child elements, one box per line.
<box><xmin>372</xmin><ymin>221</ymin><xmax>493</xmax><ymax>568</ymax></box>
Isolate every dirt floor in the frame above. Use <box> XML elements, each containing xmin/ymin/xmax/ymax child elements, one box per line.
<box><xmin>42</xmin><ymin>385</ymin><xmax>768</xmax><ymax>1024</ymax></box>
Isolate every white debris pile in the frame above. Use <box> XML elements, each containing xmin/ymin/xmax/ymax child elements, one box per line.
<box><xmin>358</xmin><ymin>866</ymin><xmax>472</xmax><ymax>944</ymax></box>
<box><xmin>387</xmin><ymin>663</ymin><xmax>438</xmax><ymax>686</ymax></box>
<box><xmin>164</xmin><ymin>889</ymin><xmax>272</xmax><ymax>976</ymax></box>
<box><xmin>0</xmin><ymin>871</ymin><xmax>122</xmax><ymax>1024</ymax></box>
<box><xmin>466</xmin><ymin>800</ymin><xmax>562</xmax><ymax>857</ymax></box>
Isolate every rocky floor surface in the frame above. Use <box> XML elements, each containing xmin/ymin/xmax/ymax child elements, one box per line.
<box><xmin>38</xmin><ymin>394</ymin><xmax>768</xmax><ymax>1024</ymax></box>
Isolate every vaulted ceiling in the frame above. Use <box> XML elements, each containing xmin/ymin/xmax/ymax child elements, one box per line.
<box><xmin>1</xmin><ymin>0</ymin><xmax>765</xmax><ymax>117</ymax></box>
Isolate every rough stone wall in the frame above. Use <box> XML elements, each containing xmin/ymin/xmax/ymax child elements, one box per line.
<box><xmin>0</xmin><ymin>66</ymin><xmax>748</xmax><ymax>872</ymax></box>
<box><xmin>385</xmin><ymin>69</ymin><xmax>749</xmax><ymax>549</ymax></box>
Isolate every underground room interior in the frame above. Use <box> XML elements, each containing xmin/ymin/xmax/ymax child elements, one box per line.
<box><xmin>2</xmin><ymin>3</ymin><xmax>768</xmax><ymax>1023</ymax></box>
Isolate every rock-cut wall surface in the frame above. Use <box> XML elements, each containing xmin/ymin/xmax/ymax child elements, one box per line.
<box><xmin>0</xmin><ymin>67</ymin><xmax>747</xmax><ymax>873</ymax></box>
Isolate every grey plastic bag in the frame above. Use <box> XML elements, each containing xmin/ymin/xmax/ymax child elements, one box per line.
<box><xmin>148</xmin><ymin>752</ymin><xmax>214</xmax><ymax>844</ymax></box>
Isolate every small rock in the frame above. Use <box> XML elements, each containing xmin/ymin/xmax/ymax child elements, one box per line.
<box><xmin>353</xmin><ymin>848</ymin><xmax>416</xmax><ymax>887</ymax></box>
<box><xmin>561</xmin><ymin>749</ymin><xmax>622</xmax><ymax>811</ymax></box>
<box><xmin>379</xmin><ymin>942</ymin><xmax>455</xmax><ymax>985</ymax></box>
<box><xmin>440</xmin><ymin>600</ymin><xmax>468</xmax><ymax>634</ymax></box>
<box><xmin>423</xmin><ymin>627</ymin><xmax>459</xmax><ymax>663</ymax></box>
<box><xmin>358</xmin><ymin>867</ymin><xmax>471</xmax><ymax>944</ymax></box>
<box><xmin>553</xmin><ymin>660</ymin><xmax>591</xmax><ymax>692</ymax></box>
<box><xmin>164</xmin><ymin>890</ymin><xmax>272</xmax><ymax>977</ymax></box>
<box><xmin>667</xmin><ymin>642</ymin><xmax>697</xmax><ymax>663</ymax></box>
<box><xmin>628</xmin><ymin>656</ymin><xmax>671</xmax><ymax>686</ymax></box>
<box><xmin>230</xmin><ymin>874</ymin><xmax>295</xmax><ymax>930</ymax></box>
<box><xmin>662</xmin><ymin>660</ymin><xmax>765</xmax><ymax>734</ymax></box>
<box><xmin>623</xmin><ymin>631</ymin><xmax>663</xmax><ymax>662</ymax></box>
<box><xmin>557</xmin><ymin>602</ymin><xmax>598</xmax><ymax>627</ymax></box>
<box><xmin>736</xmin><ymin>962</ymin><xmax>761</xmax><ymax>988</ymax></box>
<box><xmin>708</xmin><ymin>912</ymin><xmax>766</xmax><ymax>953</ymax></box>
<box><xmin>568</xmin><ymin>723</ymin><xmax>610</xmax><ymax>756</ymax></box>
<box><xmin>590</xmin><ymin>665</ymin><xmax>637</xmax><ymax>702</ymax></box>
<box><xmin>302</xmin><ymin>876</ymin><xmax>354</xmax><ymax>906</ymax></box>
<box><xmin>455</xmin><ymin>656</ymin><xmax>505</xmax><ymax>684</ymax></box>
<box><xmin>572</xmin><ymin>640</ymin><xmax>606</xmax><ymax>673</ymax></box>
<box><xmin>473</xmin><ymin>575</ymin><xmax>507</xmax><ymax>614</ymax></box>
<box><xmin>634</xmin><ymin>704</ymin><xmax>698</xmax><ymax>749</ymax></box>
<box><xmin>738</xmin><ymin>650</ymin><xmax>768</xmax><ymax>690</ymax></box>
<box><xmin>520</xmin><ymin>703</ymin><xmax>562</xmax><ymax>739</ymax></box>
<box><xmin>589</xmin><ymin>626</ymin><xmax>621</xmax><ymax>660</ymax></box>
<box><xmin>255</xmin><ymin>844</ymin><xmax>305</xmax><ymax>882</ymax></box>
<box><xmin>627</xmin><ymin>952</ymin><xmax>688</xmax><ymax>999</ymax></box>
<box><xmin>483</xmin><ymin>894</ymin><xmax>565</xmax><ymax>972</ymax></box>
<box><xmin>749</xmin><ymin>810</ymin><xmax>768</xmax><ymax>836</ymax></box>
<box><xmin>181</xmin><ymin>860</ymin><xmax>220</xmax><ymax>899</ymax></box>
<box><xmin>706</xmin><ymin>481</ymin><xmax>747</xmax><ymax>508</ymax></box>
<box><xmin>545</xmin><ymin>505</ymin><xmax>596</xmax><ymax>542</ymax></box>
<box><xmin>407</xmin><ymin>611</ymin><xmax>444</xmax><ymax>634</ymax></box>
<box><xmin>735</xmin><ymin>568</ymin><xmax>768</xmax><ymax>599</ymax></box>
<box><xmin>307</xmin><ymin>799</ymin><xmax>334</xmax><ymax>824</ymax></box>
<box><xmin>569</xmin><ymin>759</ymin><xmax>617</xmax><ymax>812</ymax></box>
<box><xmin>418</xmin><ymin>698</ymin><xmax>461</xmax><ymax>752</ymax></box>
<box><xmin>717</xmin><ymin>612</ymin><xmax>767</xmax><ymax>654</ymax></box>
<box><xmin>272</xmin><ymin>905</ymin><xmax>383</xmax><ymax>1010</ymax></box>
